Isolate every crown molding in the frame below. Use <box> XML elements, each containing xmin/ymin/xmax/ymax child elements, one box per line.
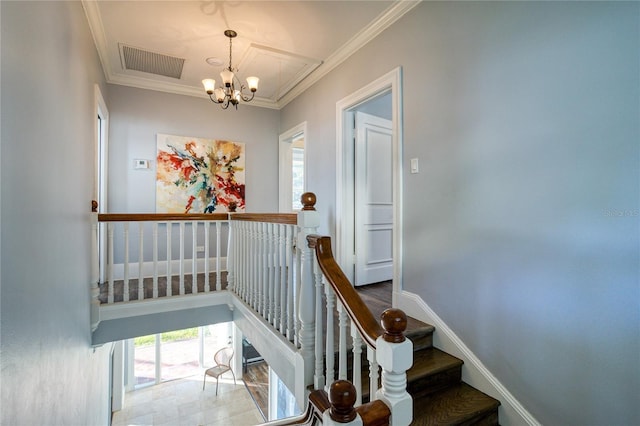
<box><xmin>276</xmin><ymin>0</ymin><xmax>422</xmax><ymax>109</ymax></box>
<box><xmin>108</xmin><ymin>73</ymin><xmax>280</xmax><ymax>109</ymax></box>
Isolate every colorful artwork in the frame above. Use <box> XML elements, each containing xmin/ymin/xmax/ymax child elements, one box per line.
<box><xmin>156</xmin><ymin>134</ymin><xmax>245</xmax><ymax>213</ymax></box>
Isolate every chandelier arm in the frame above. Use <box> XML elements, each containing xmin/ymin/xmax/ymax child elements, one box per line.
<box><xmin>239</xmin><ymin>91</ymin><xmax>255</xmax><ymax>102</ymax></box>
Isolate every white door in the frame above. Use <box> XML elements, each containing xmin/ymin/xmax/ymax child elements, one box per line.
<box><xmin>354</xmin><ymin>112</ymin><xmax>393</xmax><ymax>286</ymax></box>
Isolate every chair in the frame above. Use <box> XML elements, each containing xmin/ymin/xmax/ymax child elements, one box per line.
<box><xmin>202</xmin><ymin>347</ymin><xmax>236</xmax><ymax>395</ymax></box>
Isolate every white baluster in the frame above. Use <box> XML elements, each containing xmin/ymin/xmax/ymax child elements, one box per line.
<box><xmin>286</xmin><ymin>224</ymin><xmax>295</xmax><ymax>342</ymax></box>
<box><xmin>166</xmin><ymin>222</ymin><xmax>172</xmax><ymax>297</ymax></box>
<box><xmin>351</xmin><ymin>327</ymin><xmax>363</xmax><ymax>406</ymax></box>
<box><xmin>179</xmin><ymin>221</ymin><xmax>185</xmax><ymax>295</ymax></box>
<box><xmin>204</xmin><ymin>221</ymin><xmax>210</xmax><ymax>292</ymax></box>
<box><xmin>325</xmin><ymin>285</ymin><xmax>336</xmax><ymax>392</ymax></box>
<box><xmin>251</xmin><ymin>222</ymin><xmax>259</xmax><ymax>310</ymax></box>
<box><xmin>267</xmin><ymin>222</ymin><xmax>275</xmax><ymax>325</ymax></box>
<box><xmin>138</xmin><ymin>222</ymin><xmax>144</xmax><ymax>300</ymax></box>
<box><xmin>278</xmin><ymin>223</ymin><xmax>286</xmax><ymax>334</ymax></box>
<box><xmin>294</xmin><ymin>240</ymin><xmax>302</xmax><ymax>348</ymax></box>
<box><xmin>107</xmin><ymin>223</ymin><xmax>114</xmax><ymax>304</ymax></box>
<box><xmin>337</xmin><ymin>303</ymin><xmax>348</xmax><ymax>380</ymax></box>
<box><xmin>273</xmin><ymin>223</ymin><xmax>280</xmax><ymax>328</ymax></box>
<box><xmin>261</xmin><ymin>222</ymin><xmax>268</xmax><ymax>319</ymax></box>
<box><xmin>237</xmin><ymin>221</ymin><xmax>244</xmax><ymax>299</ymax></box>
<box><xmin>368</xmin><ymin>347</ymin><xmax>379</xmax><ymax>401</ymax></box>
<box><xmin>215</xmin><ymin>220</ymin><xmax>221</xmax><ymax>291</ymax></box>
<box><xmin>270</xmin><ymin>223</ymin><xmax>278</xmax><ymax>328</ymax></box>
<box><xmin>123</xmin><ymin>223</ymin><xmax>130</xmax><ymax>302</ymax></box>
<box><xmin>152</xmin><ymin>222</ymin><xmax>158</xmax><ymax>299</ymax></box>
<box><xmin>224</xmin><ymin>220</ymin><xmax>232</xmax><ymax>293</ymax></box>
<box><xmin>192</xmin><ymin>221</ymin><xmax>198</xmax><ymax>294</ymax></box>
<box><xmin>313</xmin><ymin>248</ymin><xmax>325</xmax><ymax>390</ymax></box>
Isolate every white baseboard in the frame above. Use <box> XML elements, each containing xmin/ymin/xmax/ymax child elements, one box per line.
<box><xmin>108</xmin><ymin>257</ymin><xmax>227</xmax><ymax>281</ymax></box>
<box><xmin>397</xmin><ymin>290</ymin><xmax>540</xmax><ymax>426</ymax></box>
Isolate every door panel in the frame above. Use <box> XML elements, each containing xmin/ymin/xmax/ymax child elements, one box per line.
<box><xmin>355</xmin><ymin>112</ymin><xmax>393</xmax><ymax>286</ymax></box>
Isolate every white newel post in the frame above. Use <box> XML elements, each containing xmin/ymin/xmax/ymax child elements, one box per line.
<box><xmin>294</xmin><ymin>192</ymin><xmax>319</xmax><ymax>409</ymax></box>
<box><xmin>375</xmin><ymin>309</ymin><xmax>413</xmax><ymax>426</ymax></box>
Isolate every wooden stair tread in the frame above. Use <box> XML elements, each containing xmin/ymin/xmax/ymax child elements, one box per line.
<box><xmin>408</xmin><ymin>347</ymin><xmax>463</xmax><ymax>384</ymax></box>
<box><xmin>412</xmin><ymin>382</ymin><xmax>500</xmax><ymax>426</ymax></box>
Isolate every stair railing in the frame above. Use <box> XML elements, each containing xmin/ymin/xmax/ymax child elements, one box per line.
<box><xmin>306</xmin><ymin>235</ymin><xmax>413</xmax><ymax>426</ymax></box>
<box><xmin>227</xmin><ymin>211</ymin><xmax>299</xmax><ymax>344</ymax></box>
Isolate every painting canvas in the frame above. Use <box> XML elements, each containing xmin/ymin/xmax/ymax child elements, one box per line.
<box><xmin>156</xmin><ymin>134</ymin><xmax>245</xmax><ymax>213</ymax></box>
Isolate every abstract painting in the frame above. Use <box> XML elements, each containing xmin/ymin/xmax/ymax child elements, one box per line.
<box><xmin>156</xmin><ymin>133</ymin><xmax>245</xmax><ymax>213</ymax></box>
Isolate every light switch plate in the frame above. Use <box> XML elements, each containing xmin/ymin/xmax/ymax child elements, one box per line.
<box><xmin>410</xmin><ymin>158</ymin><xmax>419</xmax><ymax>174</ymax></box>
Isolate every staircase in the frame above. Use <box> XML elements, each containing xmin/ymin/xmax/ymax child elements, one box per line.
<box><xmin>356</xmin><ymin>283</ymin><xmax>500</xmax><ymax>425</ymax></box>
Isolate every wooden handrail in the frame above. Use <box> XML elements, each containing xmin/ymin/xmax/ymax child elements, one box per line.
<box><xmin>356</xmin><ymin>401</ymin><xmax>392</xmax><ymax>426</ymax></box>
<box><xmin>229</xmin><ymin>213</ymin><xmax>297</xmax><ymax>225</ymax></box>
<box><xmin>98</xmin><ymin>213</ymin><xmax>229</xmax><ymax>222</ymax></box>
<box><xmin>98</xmin><ymin>212</ymin><xmax>296</xmax><ymax>224</ymax></box>
<box><xmin>307</xmin><ymin>235</ymin><xmax>384</xmax><ymax>348</ymax></box>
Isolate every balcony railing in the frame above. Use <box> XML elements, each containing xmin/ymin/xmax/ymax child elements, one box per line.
<box><xmin>90</xmin><ymin>193</ymin><xmax>412</xmax><ymax>425</ymax></box>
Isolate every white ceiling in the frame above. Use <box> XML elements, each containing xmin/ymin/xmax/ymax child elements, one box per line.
<box><xmin>82</xmin><ymin>1</ymin><xmax>420</xmax><ymax>109</ymax></box>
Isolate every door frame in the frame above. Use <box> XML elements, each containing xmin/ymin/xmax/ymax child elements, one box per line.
<box><xmin>335</xmin><ymin>67</ymin><xmax>403</xmax><ymax>304</ymax></box>
<box><xmin>94</xmin><ymin>84</ymin><xmax>109</xmax><ymax>282</ymax></box>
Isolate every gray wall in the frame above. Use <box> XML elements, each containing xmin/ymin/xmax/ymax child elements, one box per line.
<box><xmin>107</xmin><ymin>84</ymin><xmax>280</xmax><ymax>214</ymax></box>
<box><xmin>280</xmin><ymin>2</ymin><xmax>639</xmax><ymax>425</ymax></box>
<box><xmin>1</xmin><ymin>2</ymin><xmax>112</xmax><ymax>424</ymax></box>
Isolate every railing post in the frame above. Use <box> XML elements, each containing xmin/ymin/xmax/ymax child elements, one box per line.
<box><xmin>375</xmin><ymin>308</ymin><xmax>413</xmax><ymax>426</ymax></box>
<box><xmin>294</xmin><ymin>192</ymin><xmax>320</xmax><ymax>408</ymax></box>
<box><xmin>322</xmin><ymin>380</ymin><xmax>363</xmax><ymax>426</ymax></box>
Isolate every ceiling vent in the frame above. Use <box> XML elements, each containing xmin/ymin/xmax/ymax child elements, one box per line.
<box><xmin>120</xmin><ymin>44</ymin><xmax>185</xmax><ymax>79</ymax></box>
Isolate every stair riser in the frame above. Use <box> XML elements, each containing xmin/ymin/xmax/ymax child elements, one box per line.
<box><xmin>406</xmin><ymin>331</ymin><xmax>433</xmax><ymax>351</ymax></box>
<box><xmin>409</xmin><ymin>366</ymin><xmax>462</xmax><ymax>398</ymax></box>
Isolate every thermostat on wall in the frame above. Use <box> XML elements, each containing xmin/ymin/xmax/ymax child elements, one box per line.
<box><xmin>134</xmin><ymin>159</ymin><xmax>149</xmax><ymax>169</ymax></box>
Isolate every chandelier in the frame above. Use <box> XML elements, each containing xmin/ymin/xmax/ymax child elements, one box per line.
<box><xmin>202</xmin><ymin>30</ymin><xmax>259</xmax><ymax>110</ymax></box>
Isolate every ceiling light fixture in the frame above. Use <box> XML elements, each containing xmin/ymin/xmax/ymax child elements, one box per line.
<box><xmin>202</xmin><ymin>30</ymin><xmax>259</xmax><ymax>110</ymax></box>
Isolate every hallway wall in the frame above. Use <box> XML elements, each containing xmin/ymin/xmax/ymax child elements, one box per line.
<box><xmin>280</xmin><ymin>2</ymin><xmax>639</xmax><ymax>425</ymax></box>
<box><xmin>107</xmin><ymin>84</ymin><xmax>280</xmax><ymax>214</ymax></box>
<box><xmin>1</xmin><ymin>2</ymin><xmax>112</xmax><ymax>424</ymax></box>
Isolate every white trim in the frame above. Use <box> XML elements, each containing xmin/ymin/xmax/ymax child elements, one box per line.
<box><xmin>110</xmin><ymin>257</ymin><xmax>227</xmax><ymax>281</ymax></box>
<box><xmin>100</xmin><ymin>291</ymin><xmax>231</xmax><ymax>321</ymax></box>
<box><xmin>335</xmin><ymin>67</ymin><xmax>403</xmax><ymax>302</ymax></box>
<box><xmin>397</xmin><ymin>290</ymin><xmax>541</xmax><ymax>426</ymax></box>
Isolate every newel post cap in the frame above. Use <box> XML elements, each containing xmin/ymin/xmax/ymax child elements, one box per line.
<box><xmin>297</xmin><ymin>192</ymin><xmax>320</xmax><ymax>229</ymax></box>
<box><xmin>377</xmin><ymin>310</ymin><xmax>413</xmax><ymax>373</ymax></box>
<box><xmin>323</xmin><ymin>380</ymin><xmax>363</xmax><ymax>426</ymax></box>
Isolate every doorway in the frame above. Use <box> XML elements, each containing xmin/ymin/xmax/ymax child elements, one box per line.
<box><xmin>279</xmin><ymin>122</ymin><xmax>307</xmax><ymax>212</ymax></box>
<box><xmin>336</xmin><ymin>68</ymin><xmax>403</xmax><ymax>302</ymax></box>
<box><xmin>94</xmin><ymin>85</ymin><xmax>109</xmax><ymax>283</ymax></box>
<box><xmin>354</xmin><ymin>110</ymin><xmax>393</xmax><ymax>286</ymax></box>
